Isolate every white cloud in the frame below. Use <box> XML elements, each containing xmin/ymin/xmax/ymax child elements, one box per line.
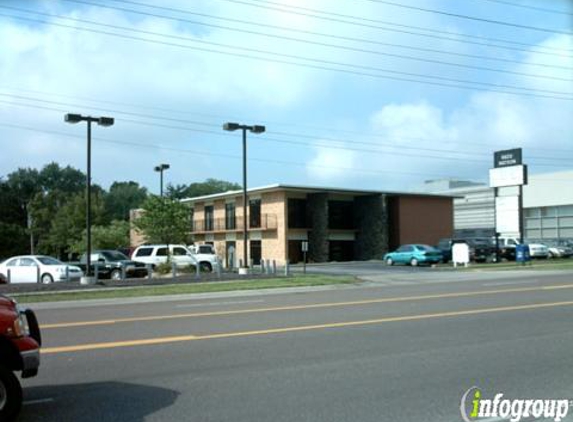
<box><xmin>306</xmin><ymin>145</ymin><xmax>356</xmax><ymax>183</ymax></box>
<box><xmin>303</xmin><ymin>34</ymin><xmax>573</xmax><ymax>188</ymax></box>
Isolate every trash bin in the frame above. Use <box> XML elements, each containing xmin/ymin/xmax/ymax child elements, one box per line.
<box><xmin>516</xmin><ymin>244</ymin><xmax>531</xmax><ymax>263</ymax></box>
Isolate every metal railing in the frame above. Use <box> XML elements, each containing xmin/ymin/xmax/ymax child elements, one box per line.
<box><xmin>191</xmin><ymin>213</ymin><xmax>277</xmax><ymax>233</ymax></box>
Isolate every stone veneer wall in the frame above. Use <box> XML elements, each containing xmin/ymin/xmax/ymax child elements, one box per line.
<box><xmin>306</xmin><ymin>193</ymin><xmax>329</xmax><ymax>262</ymax></box>
<box><xmin>354</xmin><ymin>194</ymin><xmax>389</xmax><ymax>259</ymax></box>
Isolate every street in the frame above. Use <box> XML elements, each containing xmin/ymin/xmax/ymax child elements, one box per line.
<box><xmin>19</xmin><ymin>270</ymin><xmax>573</xmax><ymax>422</ymax></box>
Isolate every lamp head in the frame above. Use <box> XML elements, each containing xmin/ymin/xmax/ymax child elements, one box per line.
<box><xmin>251</xmin><ymin>125</ymin><xmax>266</xmax><ymax>134</ymax></box>
<box><xmin>223</xmin><ymin>122</ymin><xmax>240</xmax><ymax>131</ymax></box>
<box><xmin>98</xmin><ymin>116</ymin><xmax>114</xmax><ymax>127</ymax></box>
<box><xmin>64</xmin><ymin>113</ymin><xmax>83</xmax><ymax>124</ymax></box>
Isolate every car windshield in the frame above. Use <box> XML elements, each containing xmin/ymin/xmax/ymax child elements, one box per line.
<box><xmin>36</xmin><ymin>256</ymin><xmax>64</xmax><ymax>265</ymax></box>
<box><xmin>101</xmin><ymin>251</ymin><xmax>129</xmax><ymax>261</ymax></box>
<box><xmin>415</xmin><ymin>245</ymin><xmax>438</xmax><ymax>252</ymax></box>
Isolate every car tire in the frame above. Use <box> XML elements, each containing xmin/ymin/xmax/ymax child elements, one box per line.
<box><xmin>385</xmin><ymin>258</ymin><xmax>393</xmax><ymax>266</ymax></box>
<box><xmin>410</xmin><ymin>258</ymin><xmax>419</xmax><ymax>267</ymax></box>
<box><xmin>0</xmin><ymin>365</ymin><xmax>23</xmax><ymax>422</ymax></box>
<box><xmin>110</xmin><ymin>269</ymin><xmax>122</xmax><ymax>281</ymax></box>
<box><xmin>200</xmin><ymin>262</ymin><xmax>212</xmax><ymax>272</ymax></box>
<box><xmin>40</xmin><ymin>273</ymin><xmax>53</xmax><ymax>284</ymax></box>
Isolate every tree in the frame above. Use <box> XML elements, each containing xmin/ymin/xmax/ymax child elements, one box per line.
<box><xmin>105</xmin><ymin>181</ymin><xmax>148</xmax><ymax>221</ymax></box>
<box><xmin>166</xmin><ymin>178</ymin><xmax>240</xmax><ymax>200</ymax></box>
<box><xmin>70</xmin><ymin>220</ymin><xmax>130</xmax><ymax>254</ymax></box>
<box><xmin>35</xmin><ymin>191</ymin><xmax>106</xmax><ymax>258</ymax></box>
<box><xmin>133</xmin><ymin>196</ymin><xmax>190</xmax><ymax>245</ymax></box>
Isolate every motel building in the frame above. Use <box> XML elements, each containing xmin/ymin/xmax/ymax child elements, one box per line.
<box><xmin>143</xmin><ymin>184</ymin><xmax>455</xmax><ymax>267</ymax></box>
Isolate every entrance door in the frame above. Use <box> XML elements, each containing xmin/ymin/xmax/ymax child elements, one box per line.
<box><xmin>226</xmin><ymin>241</ymin><xmax>236</xmax><ymax>269</ymax></box>
<box><xmin>250</xmin><ymin>240</ymin><xmax>262</xmax><ymax>266</ymax></box>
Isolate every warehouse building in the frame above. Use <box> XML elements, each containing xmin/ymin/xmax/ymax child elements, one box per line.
<box><xmin>161</xmin><ymin>184</ymin><xmax>455</xmax><ymax>267</ymax></box>
<box><xmin>424</xmin><ymin>170</ymin><xmax>573</xmax><ymax>243</ymax></box>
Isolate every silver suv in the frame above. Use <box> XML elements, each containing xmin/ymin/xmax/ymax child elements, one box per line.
<box><xmin>131</xmin><ymin>244</ymin><xmax>217</xmax><ymax>271</ymax></box>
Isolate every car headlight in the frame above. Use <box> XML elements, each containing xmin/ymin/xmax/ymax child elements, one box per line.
<box><xmin>6</xmin><ymin>310</ymin><xmax>29</xmax><ymax>338</ymax></box>
<box><xmin>56</xmin><ymin>267</ymin><xmax>66</xmax><ymax>273</ymax></box>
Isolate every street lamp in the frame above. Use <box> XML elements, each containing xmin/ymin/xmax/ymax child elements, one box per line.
<box><xmin>154</xmin><ymin>163</ymin><xmax>170</xmax><ymax>197</ymax></box>
<box><xmin>65</xmin><ymin>113</ymin><xmax>114</xmax><ymax>283</ymax></box>
<box><xmin>222</xmin><ymin>122</ymin><xmax>266</xmax><ymax>274</ymax></box>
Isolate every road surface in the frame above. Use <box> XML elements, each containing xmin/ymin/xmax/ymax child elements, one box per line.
<box><xmin>19</xmin><ymin>270</ymin><xmax>573</xmax><ymax>422</ymax></box>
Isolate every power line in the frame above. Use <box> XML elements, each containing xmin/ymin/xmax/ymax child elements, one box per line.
<box><xmin>0</xmin><ymin>122</ymin><xmax>464</xmax><ymax>179</ymax></box>
<box><xmin>360</xmin><ymin>0</ymin><xmax>572</xmax><ymax>35</ymax></box>
<box><xmin>27</xmin><ymin>3</ymin><xmax>569</xmax><ymax>83</ymax></box>
<box><xmin>1</xmin><ymin>95</ymin><xmax>571</xmax><ymax>168</ymax></box>
<box><xmin>5</xmin><ymin>84</ymin><xmax>573</xmax><ymax>156</ymax></box>
<box><xmin>476</xmin><ymin>0</ymin><xmax>573</xmax><ymax>16</ymax></box>
<box><xmin>17</xmin><ymin>2</ymin><xmax>563</xmax><ymax>75</ymax></box>
<box><xmin>212</xmin><ymin>0</ymin><xmax>573</xmax><ymax>55</ymax></box>
<box><xmin>2</xmin><ymin>13</ymin><xmax>571</xmax><ymax>101</ymax></box>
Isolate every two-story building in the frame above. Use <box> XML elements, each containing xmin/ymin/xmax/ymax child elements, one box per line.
<box><xmin>176</xmin><ymin>184</ymin><xmax>454</xmax><ymax>267</ymax></box>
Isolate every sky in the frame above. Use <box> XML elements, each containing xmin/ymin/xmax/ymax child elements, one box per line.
<box><xmin>0</xmin><ymin>0</ymin><xmax>572</xmax><ymax>194</ymax></box>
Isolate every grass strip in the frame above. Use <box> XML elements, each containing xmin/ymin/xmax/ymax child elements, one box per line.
<box><xmin>10</xmin><ymin>275</ymin><xmax>356</xmax><ymax>303</ymax></box>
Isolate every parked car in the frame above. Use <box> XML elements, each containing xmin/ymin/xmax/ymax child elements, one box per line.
<box><xmin>132</xmin><ymin>244</ymin><xmax>218</xmax><ymax>271</ymax></box>
<box><xmin>384</xmin><ymin>244</ymin><xmax>443</xmax><ymax>266</ymax></box>
<box><xmin>493</xmin><ymin>237</ymin><xmax>519</xmax><ymax>261</ymax></box>
<box><xmin>437</xmin><ymin>238</ymin><xmax>495</xmax><ymax>263</ymax></box>
<box><xmin>0</xmin><ymin>255</ymin><xmax>83</xmax><ymax>284</ymax></box>
<box><xmin>528</xmin><ymin>243</ymin><xmax>549</xmax><ymax>259</ymax></box>
<box><xmin>0</xmin><ymin>295</ymin><xmax>41</xmax><ymax>421</ymax></box>
<box><xmin>79</xmin><ymin>250</ymin><xmax>149</xmax><ymax>280</ymax></box>
<box><xmin>546</xmin><ymin>243</ymin><xmax>573</xmax><ymax>258</ymax></box>
<box><xmin>0</xmin><ymin>273</ymin><xmax>7</xmax><ymax>284</ymax></box>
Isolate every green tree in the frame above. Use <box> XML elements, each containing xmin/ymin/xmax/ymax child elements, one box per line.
<box><xmin>70</xmin><ymin>220</ymin><xmax>130</xmax><ymax>254</ymax></box>
<box><xmin>105</xmin><ymin>181</ymin><xmax>148</xmax><ymax>221</ymax></box>
<box><xmin>166</xmin><ymin>178</ymin><xmax>240</xmax><ymax>200</ymax></box>
<box><xmin>36</xmin><ymin>192</ymin><xmax>106</xmax><ymax>258</ymax></box>
<box><xmin>133</xmin><ymin>195</ymin><xmax>190</xmax><ymax>245</ymax></box>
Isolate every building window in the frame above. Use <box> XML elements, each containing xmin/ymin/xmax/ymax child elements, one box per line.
<box><xmin>328</xmin><ymin>201</ymin><xmax>354</xmax><ymax>230</ymax></box>
<box><xmin>205</xmin><ymin>206</ymin><xmax>214</xmax><ymax>231</ymax></box>
<box><xmin>225</xmin><ymin>203</ymin><xmax>236</xmax><ymax>230</ymax></box>
<box><xmin>288</xmin><ymin>199</ymin><xmax>307</xmax><ymax>228</ymax></box>
<box><xmin>249</xmin><ymin>199</ymin><xmax>261</xmax><ymax>228</ymax></box>
<box><xmin>250</xmin><ymin>240</ymin><xmax>262</xmax><ymax>265</ymax></box>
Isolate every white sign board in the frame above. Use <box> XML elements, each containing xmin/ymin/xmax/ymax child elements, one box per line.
<box><xmin>489</xmin><ymin>165</ymin><xmax>526</xmax><ymax>188</ymax></box>
<box><xmin>301</xmin><ymin>241</ymin><xmax>309</xmax><ymax>252</ymax></box>
<box><xmin>495</xmin><ymin>196</ymin><xmax>520</xmax><ymax>234</ymax></box>
<box><xmin>452</xmin><ymin>243</ymin><xmax>470</xmax><ymax>266</ymax></box>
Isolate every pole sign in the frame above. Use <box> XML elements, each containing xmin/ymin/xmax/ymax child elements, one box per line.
<box><xmin>301</xmin><ymin>241</ymin><xmax>308</xmax><ymax>252</ymax></box>
<box><xmin>494</xmin><ymin>148</ymin><xmax>522</xmax><ymax>168</ymax></box>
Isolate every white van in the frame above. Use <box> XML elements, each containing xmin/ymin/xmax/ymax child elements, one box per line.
<box><xmin>132</xmin><ymin>244</ymin><xmax>217</xmax><ymax>271</ymax></box>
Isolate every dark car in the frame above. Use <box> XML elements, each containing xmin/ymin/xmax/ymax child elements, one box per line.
<box><xmin>437</xmin><ymin>238</ymin><xmax>496</xmax><ymax>263</ymax></box>
<box><xmin>0</xmin><ymin>272</ymin><xmax>6</xmax><ymax>284</ymax></box>
<box><xmin>80</xmin><ymin>250</ymin><xmax>149</xmax><ymax>280</ymax></box>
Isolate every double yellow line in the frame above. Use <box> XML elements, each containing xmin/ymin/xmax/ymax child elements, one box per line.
<box><xmin>41</xmin><ymin>284</ymin><xmax>573</xmax><ymax>355</ymax></box>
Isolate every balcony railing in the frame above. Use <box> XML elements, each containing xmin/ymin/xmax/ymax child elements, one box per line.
<box><xmin>192</xmin><ymin>214</ymin><xmax>277</xmax><ymax>233</ymax></box>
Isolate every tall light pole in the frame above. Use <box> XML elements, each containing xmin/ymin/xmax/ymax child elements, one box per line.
<box><xmin>222</xmin><ymin>122</ymin><xmax>265</xmax><ymax>274</ymax></box>
<box><xmin>65</xmin><ymin>113</ymin><xmax>114</xmax><ymax>283</ymax></box>
<box><xmin>154</xmin><ymin>163</ymin><xmax>170</xmax><ymax>197</ymax></box>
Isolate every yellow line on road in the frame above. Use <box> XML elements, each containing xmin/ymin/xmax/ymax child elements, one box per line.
<box><xmin>41</xmin><ymin>283</ymin><xmax>573</xmax><ymax>329</ymax></box>
<box><xmin>41</xmin><ymin>299</ymin><xmax>573</xmax><ymax>354</ymax></box>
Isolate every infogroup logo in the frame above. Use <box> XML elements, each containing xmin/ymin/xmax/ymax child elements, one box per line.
<box><xmin>460</xmin><ymin>386</ymin><xmax>570</xmax><ymax>422</ymax></box>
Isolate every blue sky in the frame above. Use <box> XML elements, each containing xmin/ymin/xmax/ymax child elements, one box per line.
<box><xmin>0</xmin><ymin>0</ymin><xmax>571</xmax><ymax>194</ymax></box>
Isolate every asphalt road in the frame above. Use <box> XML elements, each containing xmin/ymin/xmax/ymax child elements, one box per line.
<box><xmin>18</xmin><ymin>270</ymin><xmax>573</xmax><ymax>422</ymax></box>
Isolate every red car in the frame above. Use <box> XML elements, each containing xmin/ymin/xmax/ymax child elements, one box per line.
<box><xmin>0</xmin><ymin>295</ymin><xmax>41</xmax><ymax>421</ymax></box>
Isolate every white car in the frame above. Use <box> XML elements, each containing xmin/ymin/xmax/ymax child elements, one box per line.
<box><xmin>0</xmin><ymin>255</ymin><xmax>83</xmax><ymax>284</ymax></box>
<box><xmin>132</xmin><ymin>244</ymin><xmax>218</xmax><ymax>271</ymax></box>
<box><xmin>528</xmin><ymin>243</ymin><xmax>549</xmax><ymax>259</ymax></box>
